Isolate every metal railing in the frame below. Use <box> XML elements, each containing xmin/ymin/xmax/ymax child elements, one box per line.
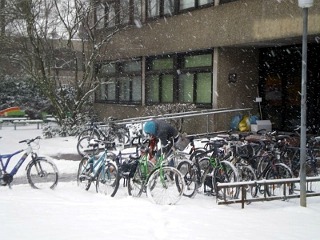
<box><xmin>111</xmin><ymin>107</ymin><xmax>252</xmax><ymax>136</ymax></box>
<box><xmin>217</xmin><ymin>176</ymin><xmax>320</xmax><ymax>208</ymax></box>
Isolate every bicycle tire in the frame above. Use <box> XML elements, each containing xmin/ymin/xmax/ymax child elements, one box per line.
<box><xmin>77</xmin><ymin>157</ymin><xmax>92</xmax><ymax>191</ymax></box>
<box><xmin>117</xmin><ymin>127</ymin><xmax>131</xmax><ymax>144</ymax></box>
<box><xmin>128</xmin><ymin>160</ymin><xmax>154</xmax><ymax>197</ymax></box>
<box><xmin>146</xmin><ymin>166</ymin><xmax>185</xmax><ymax>205</ymax></box>
<box><xmin>212</xmin><ymin>160</ymin><xmax>239</xmax><ymax>200</ymax></box>
<box><xmin>177</xmin><ymin>160</ymin><xmax>198</xmax><ymax>198</ymax></box>
<box><xmin>196</xmin><ymin>157</ymin><xmax>214</xmax><ymax>193</ymax></box>
<box><xmin>189</xmin><ymin>148</ymin><xmax>207</xmax><ymax>163</ymax></box>
<box><xmin>96</xmin><ymin>162</ymin><xmax>119</xmax><ymax>197</ymax></box>
<box><xmin>77</xmin><ymin>136</ymin><xmax>100</xmax><ymax>157</ymax></box>
<box><xmin>78</xmin><ymin>128</ymin><xmax>101</xmax><ymax>141</ymax></box>
<box><xmin>239</xmin><ymin>164</ymin><xmax>258</xmax><ymax>198</ymax></box>
<box><xmin>265</xmin><ymin>163</ymin><xmax>293</xmax><ymax>196</ymax></box>
<box><xmin>26</xmin><ymin>157</ymin><xmax>59</xmax><ymax>190</ymax></box>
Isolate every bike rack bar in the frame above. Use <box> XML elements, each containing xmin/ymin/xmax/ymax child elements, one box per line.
<box><xmin>217</xmin><ymin>176</ymin><xmax>320</xmax><ymax>208</ymax></box>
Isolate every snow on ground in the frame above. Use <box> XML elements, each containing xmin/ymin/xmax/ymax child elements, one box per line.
<box><xmin>0</xmin><ymin>124</ymin><xmax>320</xmax><ymax>240</ymax></box>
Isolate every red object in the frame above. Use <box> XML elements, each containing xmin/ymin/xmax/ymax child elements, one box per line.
<box><xmin>0</xmin><ymin>107</ymin><xmax>21</xmax><ymax>116</ymax></box>
<box><xmin>148</xmin><ymin>136</ymin><xmax>158</xmax><ymax>159</ymax></box>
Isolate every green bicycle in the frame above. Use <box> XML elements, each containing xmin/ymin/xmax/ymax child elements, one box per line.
<box><xmin>128</xmin><ymin>145</ymin><xmax>185</xmax><ymax>205</ymax></box>
<box><xmin>177</xmin><ymin>139</ymin><xmax>239</xmax><ymax>199</ymax></box>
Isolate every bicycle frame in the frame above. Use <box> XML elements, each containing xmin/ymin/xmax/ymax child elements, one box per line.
<box><xmin>0</xmin><ymin>145</ymin><xmax>33</xmax><ymax>177</ymax></box>
<box><xmin>85</xmin><ymin>151</ymin><xmax>109</xmax><ymax>179</ymax></box>
<box><xmin>138</xmin><ymin>152</ymin><xmax>150</xmax><ymax>180</ymax></box>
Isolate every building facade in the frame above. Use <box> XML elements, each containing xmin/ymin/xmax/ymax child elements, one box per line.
<box><xmin>93</xmin><ymin>0</ymin><xmax>320</xmax><ymax>133</ymax></box>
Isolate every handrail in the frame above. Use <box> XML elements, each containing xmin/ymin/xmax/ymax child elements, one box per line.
<box><xmin>114</xmin><ymin>107</ymin><xmax>252</xmax><ymax>125</ymax></box>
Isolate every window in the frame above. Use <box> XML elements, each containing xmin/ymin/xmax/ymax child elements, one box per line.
<box><xmin>179</xmin><ymin>53</ymin><xmax>212</xmax><ymax>104</ymax></box>
<box><xmin>95</xmin><ymin>0</ymin><xmax>141</xmax><ymax>29</ymax></box>
<box><xmin>164</xmin><ymin>0</ymin><xmax>175</xmax><ymax>15</ymax></box>
<box><xmin>146</xmin><ymin>0</ymin><xmax>213</xmax><ymax>18</ymax></box>
<box><xmin>147</xmin><ymin>0</ymin><xmax>160</xmax><ymax>18</ymax></box>
<box><xmin>146</xmin><ymin>56</ymin><xmax>174</xmax><ymax>103</ymax></box>
<box><xmin>96</xmin><ymin>1</ymin><xmax>116</xmax><ymax>29</ymax></box>
<box><xmin>96</xmin><ymin>60</ymin><xmax>142</xmax><ymax>104</ymax></box>
<box><xmin>146</xmin><ymin>52</ymin><xmax>212</xmax><ymax>106</ymax></box>
<box><xmin>180</xmin><ymin>0</ymin><xmax>195</xmax><ymax>10</ymax></box>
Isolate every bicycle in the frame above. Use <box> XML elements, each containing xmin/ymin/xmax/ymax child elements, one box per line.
<box><xmin>0</xmin><ymin>136</ymin><xmax>59</xmax><ymax>189</ymax></box>
<box><xmin>127</xmin><ymin>144</ymin><xmax>158</xmax><ymax>197</ymax></box>
<box><xmin>128</xmin><ymin>143</ymin><xmax>185</xmax><ymax>205</ymax></box>
<box><xmin>244</xmin><ymin>133</ymin><xmax>294</xmax><ymax>197</ymax></box>
<box><xmin>77</xmin><ymin>140</ymin><xmax>118</xmax><ymax>196</ymax></box>
<box><xmin>217</xmin><ymin>133</ymin><xmax>258</xmax><ymax>198</ymax></box>
<box><xmin>77</xmin><ymin>118</ymin><xmax>130</xmax><ymax>156</ymax></box>
<box><xmin>277</xmin><ymin>132</ymin><xmax>320</xmax><ymax>178</ymax></box>
<box><xmin>177</xmin><ymin>139</ymin><xmax>239</xmax><ymax>199</ymax></box>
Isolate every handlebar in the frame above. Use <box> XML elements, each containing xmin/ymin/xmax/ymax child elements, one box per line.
<box><xmin>19</xmin><ymin>136</ymin><xmax>41</xmax><ymax>145</ymax></box>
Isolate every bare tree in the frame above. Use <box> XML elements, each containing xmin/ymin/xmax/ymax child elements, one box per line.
<box><xmin>0</xmin><ymin>0</ymin><xmax>121</xmax><ymax>127</ymax></box>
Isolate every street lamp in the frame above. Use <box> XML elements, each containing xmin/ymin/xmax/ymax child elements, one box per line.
<box><xmin>298</xmin><ymin>0</ymin><xmax>313</xmax><ymax>207</ymax></box>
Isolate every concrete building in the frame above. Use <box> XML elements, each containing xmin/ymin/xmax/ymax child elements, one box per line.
<box><xmin>82</xmin><ymin>0</ymin><xmax>320</xmax><ymax>133</ymax></box>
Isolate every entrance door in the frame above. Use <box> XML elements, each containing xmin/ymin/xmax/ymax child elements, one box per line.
<box><xmin>259</xmin><ymin>44</ymin><xmax>320</xmax><ymax>133</ymax></box>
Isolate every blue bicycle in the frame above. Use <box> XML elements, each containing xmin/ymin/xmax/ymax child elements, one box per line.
<box><xmin>77</xmin><ymin>140</ymin><xmax>118</xmax><ymax>196</ymax></box>
<box><xmin>0</xmin><ymin>136</ymin><xmax>59</xmax><ymax>189</ymax></box>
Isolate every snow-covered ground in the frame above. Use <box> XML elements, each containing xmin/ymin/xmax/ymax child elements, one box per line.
<box><xmin>0</xmin><ymin>125</ymin><xmax>320</xmax><ymax>240</ymax></box>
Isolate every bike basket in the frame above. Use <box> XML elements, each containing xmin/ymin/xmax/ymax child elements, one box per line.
<box><xmin>121</xmin><ymin>160</ymin><xmax>138</xmax><ymax>178</ymax></box>
<box><xmin>236</xmin><ymin>144</ymin><xmax>255</xmax><ymax>158</ymax></box>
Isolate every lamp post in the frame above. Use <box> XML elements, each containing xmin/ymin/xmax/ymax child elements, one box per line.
<box><xmin>298</xmin><ymin>0</ymin><xmax>313</xmax><ymax>207</ymax></box>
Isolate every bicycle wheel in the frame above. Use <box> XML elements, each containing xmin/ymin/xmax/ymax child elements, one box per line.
<box><xmin>212</xmin><ymin>160</ymin><xmax>239</xmax><ymax>200</ymax></box>
<box><xmin>78</xmin><ymin>128</ymin><xmax>100</xmax><ymax>141</ymax></box>
<box><xmin>117</xmin><ymin>127</ymin><xmax>130</xmax><ymax>144</ymax></box>
<box><xmin>26</xmin><ymin>157</ymin><xmax>59</xmax><ymax>189</ymax></box>
<box><xmin>96</xmin><ymin>162</ymin><xmax>119</xmax><ymax>197</ymax></box>
<box><xmin>146</xmin><ymin>166</ymin><xmax>185</xmax><ymax>205</ymax></box>
<box><xmin>77</xmin><ymin>136</ymin><xmax>100</xmax><ymax>157</ymax></box>
<box><xmin>77</xmin><ymin>157</ymin><xmax>92</xmax><ymax>190</ymax></box>
<box><xmin>239</xmin><ymin>165</ymin><xmax>258</xmax><ymax>198</ymax></box>
<box><xmin>128</xmin><ymin>160</ymin><xmax>154</xmax><ymax>197</ymax></box>
<box><xmin>265</xmin><ymin>163</ymin><xmax>293</xmax><ymax>196</ymax></box>
<box><xmin>189</xmin><ymin>148</ymin><xmax>207</xmax><ymax>163</ymax></box>
<box><xmin>177</xmin><ymin>160</ymin><xmax>198</xmax><ymax>198</ymax></box>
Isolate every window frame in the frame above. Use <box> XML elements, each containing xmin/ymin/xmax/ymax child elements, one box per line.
<box><xmin>95</xmin><ymin>0</ymin><xmax>141</xmax><ymax>30</ymax></box>
<box><xmin>146</xmin><ymin>51</ymin><xmax>213</xmax><ymax>107</ymax></box>
<box><xmin>146</xmin><ymin>0</ymin><xmax>214</xmax><ymax>20</ymax></box>
<box><xmin>95</xmin><ymin>59</ymin><xmax>142</xmax><ymax>105</ymax></box>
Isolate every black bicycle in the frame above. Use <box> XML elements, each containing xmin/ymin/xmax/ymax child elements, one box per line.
<box><xmin>177</xmin><ymin>139</ymin><xmax>239</xmax><ymax>199</ymax></box>
<box><xmin>77</xmin><ymin>118</ymin><xmax>130</xmax><ymax>156</ymax></box>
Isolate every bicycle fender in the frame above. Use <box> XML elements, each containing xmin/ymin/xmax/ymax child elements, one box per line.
<box><xmin>275</xmin><ymin>163</ymin><xmax>293</xmax><ymax>176</ymax></box>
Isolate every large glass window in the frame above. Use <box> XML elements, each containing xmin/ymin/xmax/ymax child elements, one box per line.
<box><xmin>178</xmin><ymin>74</ymin><xmax>194</xmax><ymax>103</ymax></box>
<box><xmin>196</xmin><ymin>73</ymin><xmax>212</xmax><ymax>104</ymax></box>
<box><xmin>147</xmin><ymin>0</ymin><xmax>160</xmax><ymax>18</ymax></box>
<box><xmin>164</xmin><ymin>0</ymin><xmax>175</xmax><ymax>15</ymax></box>
<box><xmin>96</xmin><ymin>60</ymin><xmax>142</xmax><ymax>104</ymax></box>
<box><xmin>146</xmin><ymin>52</ymin><xmax>212</xmax><ymax>106</ymax></box>
<box><xmin>146</xmin><ymin>75</ymin><xmax>160</xmax><ymax>102</ymax></box>
<box><xmin>95</xmin><ymin>0</ymin><xmax>141</xmax><ymax>29</ymax></box>
<box><xmin>180</xmin><ymin>0</ymin><xmax>195</xmax><ymax>10</ymax></box>
<box><xmin>146</xmin><ymin>0</ymin><xmax>214</xmax><ymax>18</ymax></box>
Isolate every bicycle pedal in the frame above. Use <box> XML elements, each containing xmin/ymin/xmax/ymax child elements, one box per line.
<box><xmin>79</xmin><ymin>174</ymin><xmax>92</xmax><ymax>180</ymax></box>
